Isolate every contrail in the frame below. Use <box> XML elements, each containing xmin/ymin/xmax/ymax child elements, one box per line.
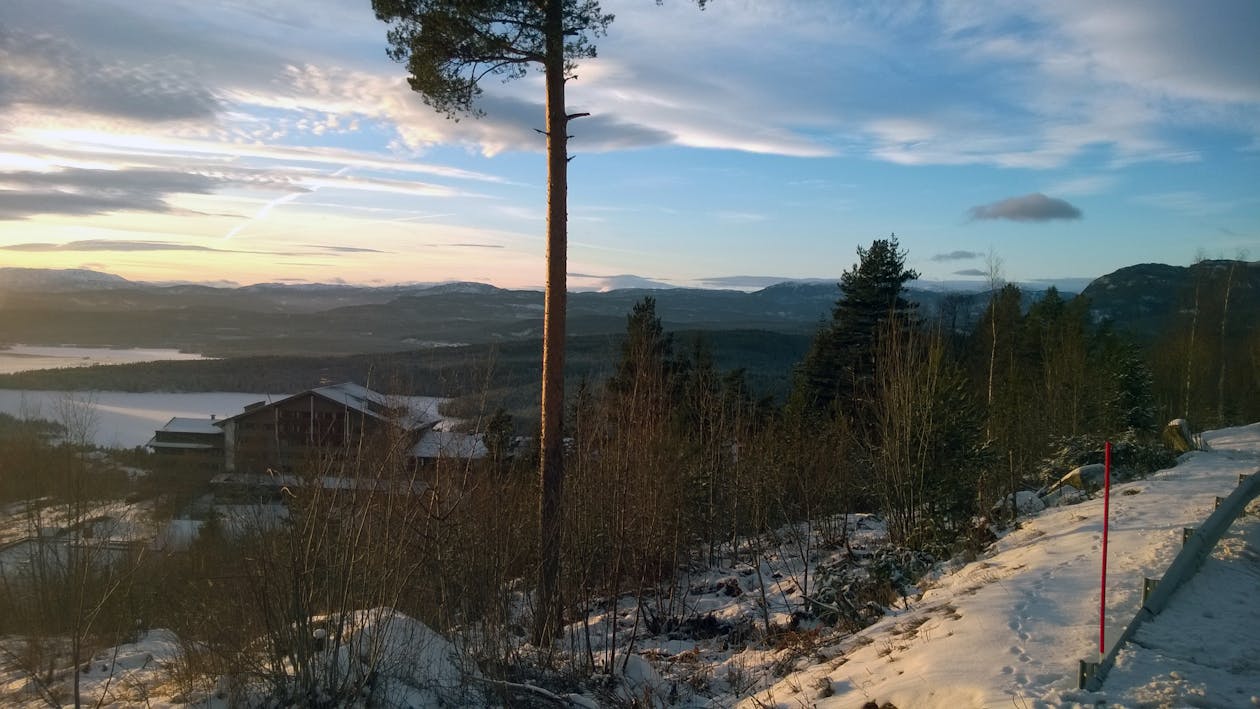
<box><xmin>222</xmin><ymin>166</ymin><xmax>351</xmax><ymax>241</ymax></box>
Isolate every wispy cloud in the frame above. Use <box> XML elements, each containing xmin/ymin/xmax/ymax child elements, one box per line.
<box><xmin>0</xmin><ymin>239</ymin><xmax>393</xmax><ymax>259</ymax></box>
<box><xmin>696</xmin><ymin>275</ymin><xmax>835</xmax><ymax>289</ymax></box>
<box><xmin>931</xmin><ymin>250</ymin><xmax>982</xmax><ymax>262</ymax></box>
<box><xmin>0</xmin><ymin>167</ymin><xmax>224</xmax><ymax>220</ymax></box>
<box><xmin>304</xmin><ymin>244</ymin><xmax>389</xmax><ymax>254</ymax></box>
<box><xmin>0</xmin><ymin>25</ymin><xmax>219</xmax><ymax>124</ymax></box>
<box><xmin>2</xmin><ymin>239</ymin><xmax>235</xmax><ymax>253</ymax></box>
<box><xmin>568</xmin><ymin>273</ymin><xmax>676</xmax><ymax>291</ymax></box>
<box><xmin>953</xmin><ymin>268</ymin><xmax>987</xmax><ymax>277</ymax></box>
<box><xmin>1045</xmin><ymin>175</ymin><xmax>1118</xmax><ymax>197</ymax></box>
<box><xmin>713</xmin><ymin>211</ymin><xmax>767</xmax><ymax>223</ymax></box>
<box><xmin>1131</xmin><ymin>191</ymin><xmax>1239</xmax><ymax>217</ymax></box>
<box><xmin>968</xmin><ymin>193</ymin><xmax>1082</xmax><ymax>222</ymax></box>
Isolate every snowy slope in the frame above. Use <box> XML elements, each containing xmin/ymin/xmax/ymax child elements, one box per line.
<box><xmin>744</xmin><ymin>424</ymin><xmax>1260</xmax><ymax>709</ymax></box>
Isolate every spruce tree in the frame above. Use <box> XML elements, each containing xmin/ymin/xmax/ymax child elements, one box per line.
<box><xmin>795</xmin><ymin>234</ymin><xmax>919</xmax><ymax>419</ymax></box>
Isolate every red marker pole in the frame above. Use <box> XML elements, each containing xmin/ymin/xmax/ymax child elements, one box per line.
<box><xmin>1099</xmin><ymin>441</ymin><xmax>1112</xmax><ymax>658</ymax></box>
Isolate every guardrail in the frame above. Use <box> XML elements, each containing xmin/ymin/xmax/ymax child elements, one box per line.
<box><xmin>1080</xmin><ymin>469</ymin><xmax>1259</xmax><ymax>691</ymax></box>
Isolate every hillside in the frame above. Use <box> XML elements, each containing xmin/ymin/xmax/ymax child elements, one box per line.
<box><xmin>10</xmin><ymin>423</ymin><xmax>1257</xmax><ymax>706</ymax></box>
<box><xmin>1082</xmin><ymin>260</ymin><xmax>1260</xmax><ymax>341</ymax></box>
<box><xmin>0</xmin><ymin>268</ymin><xmax>1041</xmax><ymax>356</ymax></box>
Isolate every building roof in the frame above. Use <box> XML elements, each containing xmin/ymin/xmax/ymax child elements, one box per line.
<box><xmin>218</xmin><ymin>382</ymin><xmax>438</xmax><ymax>432</ymax></box>
<box><xmin>311</xmin><ymin>382</ymin><xmax>394</xmax><ymax>421</ymax></box>
<box><xmin>411</xmin><ymin>430</ymin><xmax>487</xmax><ymax>460</ymax></box>
<box><xmin>158</xmin><ymin>416</ymin><xmax>224</xmax><ymax>435</ymax></box>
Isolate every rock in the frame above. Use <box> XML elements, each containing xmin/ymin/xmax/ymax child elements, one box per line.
<box><xmin>1057</xmin><ymin>464</ymin><xmax>1107</xmax><ymax>493</ymax></box>
<box><xmin>617</xmin><ymin>654</ymin><xmax>668</xmax><ymax>706</ymax></box>
<box><xmin>1041</xmin><ymin>484</ymin><xmax>1087</xmax><ymax>507</ymax></box>
<box><xmin>993</xmin><ymin>490</ymin><xmax>1046</xmax><ymax>518</ymax></box>
<box><xmin>1162</xmin><ymin>419</ymin><xmax>1197</xmax><ymax>453</ymax></box>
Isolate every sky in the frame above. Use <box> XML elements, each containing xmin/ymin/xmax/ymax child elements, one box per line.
<box><xmin>0</xmin><ymin>0</ymin><xmax>1257</xmax><ymax>291</ymax></box>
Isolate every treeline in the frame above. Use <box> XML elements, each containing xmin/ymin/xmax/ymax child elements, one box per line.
<box><xmin>530</xmin><ymin>237</ymin><xmax>1252</xmax><ymax>559</ymax></box>
<box><xmin>0</xmin><ymin>331</ymin><xmax>809</xmax><ymax>420</ymax></box>
<box><xmin>1148</xmin><ymin>259</ymin><xmax>1259</xmax><ymax>428</ymax></box>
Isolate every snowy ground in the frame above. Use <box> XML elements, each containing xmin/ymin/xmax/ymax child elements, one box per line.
<box><xmin>0</xmin><ymin>390</ymin><xmax>448</xmax><ymax>449</ymax></box>
<box><xmin>3</xmin><ymin>423</ymin><xmax>1256</xmax><ymax>707</ymax></box>
<box><xmin>744</xmin><ymin>423</ymin><xmax>1260</xmax><ymax>709</ymax></box>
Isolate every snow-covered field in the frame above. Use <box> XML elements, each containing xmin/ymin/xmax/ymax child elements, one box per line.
<box><xmin>0</xmin><ymin>390</ymin><xmax>448</xmax><ymax>448</ymax></box>
<box><xmin>745</xmin><ymin>423</ymin><xmax>1260</xmax><ymax>709</ymax></box>
<box><xmin>0</xmin><ymin>345</ymin><xmax>207</xmax><ymax>375</ymax></box>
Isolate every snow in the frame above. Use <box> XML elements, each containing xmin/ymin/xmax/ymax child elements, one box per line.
<box><xmin>743</xmin><ymin>423</ymin><xmax>1260</xmax><ymax>708</ymax></box>
<box><xmin>1098</xmin><ymin>508</ymin><xmax>1260</xmax><ymax>707</ymax></box>
<box><xmin>4</xmin><ymin>422</ymin><xmax>1257</xmax><ymax>707</ymax></box>
<box><xmin>159</xmin><ymin>417</ymin><xmax>223</xmax><ymax>435</ymax></box>
<box><xmin>410</xmin><ymin>430</ymin><xmax>487</xmax><ymax>459</ymax></box>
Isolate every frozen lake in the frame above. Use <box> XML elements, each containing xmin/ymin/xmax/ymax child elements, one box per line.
<box><xmin>0</xmin><ymin>390</ymin><xmax>448</xmax><ymax>449</ymax></box>
<box><xmin>0</xmin><ymin>391</ymin><xmax>282</xmax><ymax>448</ymax></box>
<box><xmin>0</xmin><ymin>345</ymin><xmax>208</xmax><ymax>375</ymax></box>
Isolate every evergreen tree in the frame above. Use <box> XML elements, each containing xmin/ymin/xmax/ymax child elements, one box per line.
<box><xmin>794</xmin><ymin>234</ymin><xmax>919</xmax><ymax>419</ymax></box>
<box><xmin>373</xmin><ymin>0</ymin><xmax>707</xmax><ymax>646</ymax></box>
<box><xmin>483</xmin><ymin>407</ymin><xmax>514</xmax><ymax>472</ymax></box>
<box><xmin>608</xmin><ymin>296</ymin><xmax>674</xmax><ymax>397</ymax></box>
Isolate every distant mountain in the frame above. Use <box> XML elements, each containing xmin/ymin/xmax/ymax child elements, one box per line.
<box><xmin>1082</xmin><ymin>260</ymin><xmax>1260</xmax><ymax>341</ymax></box>
<box><xmin>8</xmin><ymin>264</ymin><xmax>1204</xmax><ymax>358</ymax></box>
<box><xmin>0</xmin><ymin>267</ymin><xmax>132</xmax><ymax>291</ymax></box>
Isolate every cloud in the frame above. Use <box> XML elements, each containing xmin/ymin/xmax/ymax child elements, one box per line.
<box><xmin>0</xmin><ymin>239</ymin><xmax>384</xmax><ymax>259</ymax></box>
<box><xmin>0</xmin><ymin>26</ymin><xmax>218</xmax><ymax>123</ymax></box>
<box><xmin>6</xmin><ymin>0</ymin><xmax>1256</xmax><ymax>171</ymax></box>
<box><xmin>1045</xmin><ymin>175</ymin><xmax>1118</xmax><ymax>197</ymax></box>
<box><xmin>713</xmin><ymin>211</ymin><xmax>768</xmax><ymax>223</ymax></box>
<box><xmin>568</xmin><ymin>273</ymin><xmax>676</xmax><ymax>291</ymax></box>
<box><xmin>699</xmin><ymin>276</ymin><xmax>793</xmax><ymax>288</ymax></box>
<box><xmin>2</xmin><ymin>239</ymin><xmax>232</xmax><ymax>253</ymax></box>
<box><xmin>931</xmin><ymin>250</ymin><xmax>982</xmax><ymax>262</ymax></box>
<box><xmin>1131</xmin><ymin>191</ymin><xmax>1238</xmax><ymax>217</ymax></box>
<box><xmin>968</xmin><ymin>193</ymin><xmax>1082</xmax><ymax>222</ymax></box>
<box><xmin>0</xmin><ymin>167</ymin><xmax>229</xmax><ymax>219</ymax></box>
<box><xmin>304</xmin><ymin>244</ymin><xmax>389</xmax><ymax>254</ymax></box>
<box><xmin>953</xmin><ymin>268</ymin><xmax>988</xmax><ymax>277</ymax></box>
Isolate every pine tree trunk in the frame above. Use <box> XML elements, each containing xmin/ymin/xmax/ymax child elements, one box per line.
<box><xmin>534</xmin><ymin>0</ymin><xmax>568</xmax><ymax>648</ymax></box>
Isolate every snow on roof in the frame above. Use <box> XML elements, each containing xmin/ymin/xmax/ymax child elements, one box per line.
<box><xmin>410</xmin><ymin>430</ymin><xmax>487</xmax><ymax>460</ymax></box>
<box><xmin>218</xmin><ymin>382</ymin><xmax>441</xmax><ymax>431</ymax></box>
<box><xmin>158</xmin><ymin>416</ymin><xmax>223</xmax><ymax>435</ymax></box>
